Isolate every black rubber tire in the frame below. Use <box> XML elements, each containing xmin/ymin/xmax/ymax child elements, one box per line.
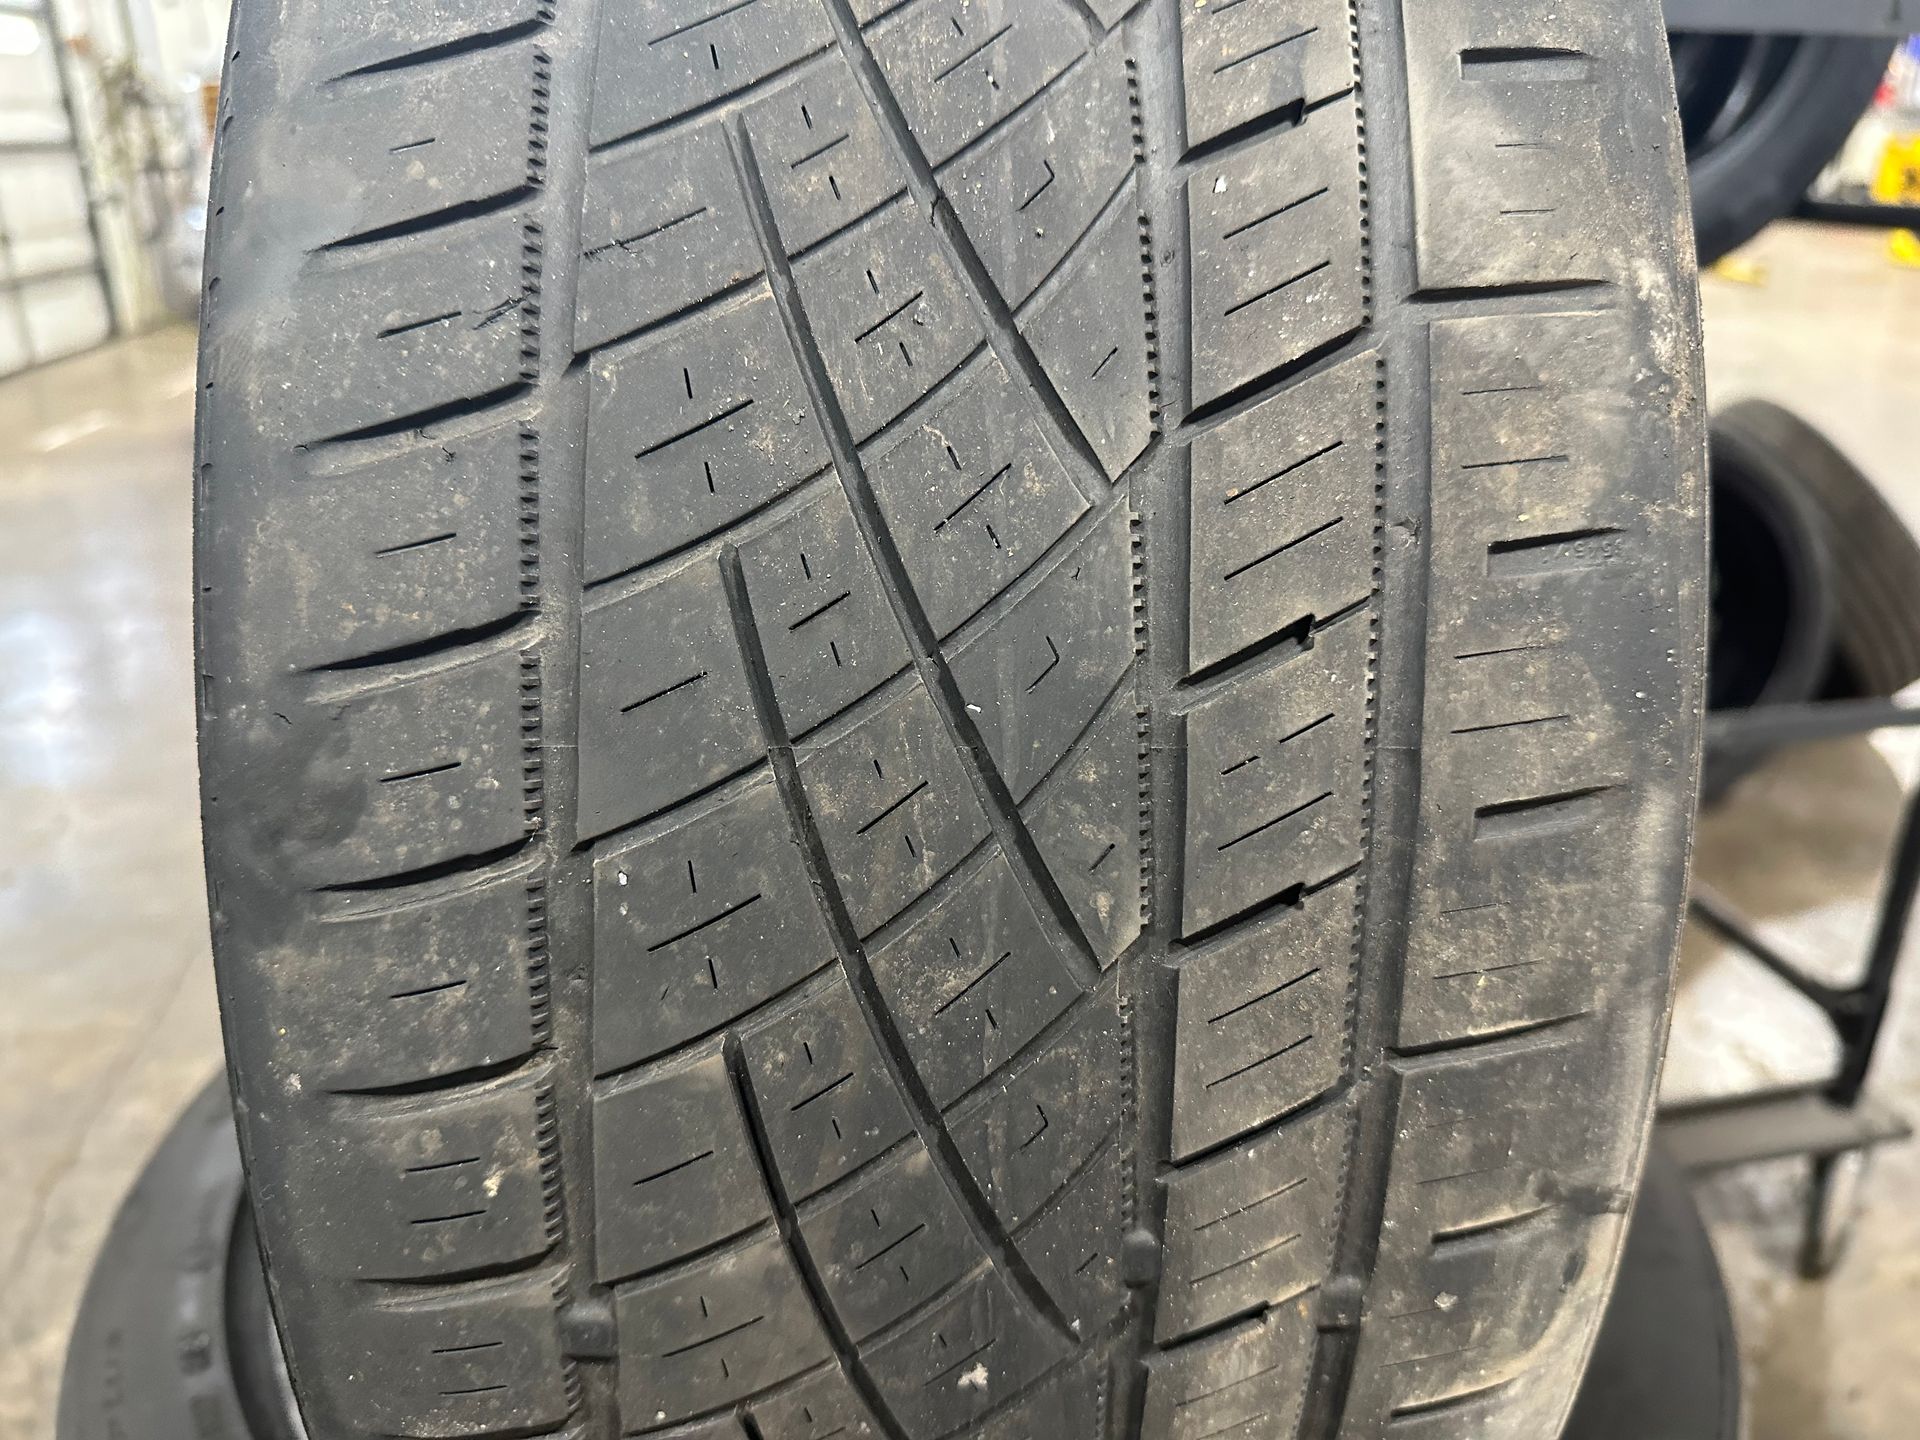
<box><xmin>1701</xmin><ymin>402</ymin><xmax>1837</xmax><ymax>799</ymax></box>
<box><xmin>1715</xmin><ymin>400</ymin><xmax>1920</xmax><ymax>701</ymax></box>
<box><xmin>1560</xmin><ymin>1150</ymin><xmax>1740</xmax><ymax>1440</ymax></box>
<box><xmin>56</xmin><ymin>1081</ymin><xmax>302</xmax><ymax>1440</ymax></box>
<box><xmin>1706</xmin><ymin>408</ymin><xmax>1835</xmax><ymax>716</ymax></box>
<box><xmin>58</xmin><ymin>1081</ymin><xmax>1737</xmax><ymax>1440</ymax></box>
<box><xmin>194</xmin><ymin>5</ymin><xmax>1707</xmax><ymax>1440</ymax></box>
<box><xmin>1673</xmin><ymin>31</ymin><xmax>1894</xmax><ymax>265</ymax></box>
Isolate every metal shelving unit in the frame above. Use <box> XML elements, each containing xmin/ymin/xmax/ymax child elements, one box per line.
<box><xmin>1660</xmin><ymin>699</ymin><xmax>1920</xmax><ymax>1275</ymax></box>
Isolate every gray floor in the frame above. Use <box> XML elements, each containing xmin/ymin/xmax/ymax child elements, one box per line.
<box><xmin>2</xmin><ymin>222</ymin><xmax>1918</xmax><ymax>1438</ymax></box>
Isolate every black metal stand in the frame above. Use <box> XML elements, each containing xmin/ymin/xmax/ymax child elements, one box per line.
<box><xmin>1658</xmin><ymin>698</ymin><xmax>1919</xmax><ymax>1276</ymax></box>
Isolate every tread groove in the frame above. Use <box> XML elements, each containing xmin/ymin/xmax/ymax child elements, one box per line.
<box><xmin>729</xmin><ymin>1031</ymin><xmax>919</xmax><ymax>1440</ymax></box>
<box><xmin>816</xmin><ymin>0</ymin><xmax>1114</xmax><ymax>500</ymax></box>
<box><xmin>719</xmin><ymin>543</ymin><xmax>1087</xmax><ymax>1350</ymax></box>
<box><xmin>727</xmin><ymin>109</ymin><xmax>1106</xmax><ymax>994</ymax></box>
<box><xmin>325</xmin><ymin>16</ymin><xmax>553</xmax><ymax>83</ymax></box>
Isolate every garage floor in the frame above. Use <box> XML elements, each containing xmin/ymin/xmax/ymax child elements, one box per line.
<box><xmin>3</xmin><ymin>222</ymin><xmax>1919</xmax><ymax>1439</ymax></box>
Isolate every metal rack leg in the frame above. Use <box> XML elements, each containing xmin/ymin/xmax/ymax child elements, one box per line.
<box><xmin>1831</xmin><ymin>781</ymin><xmax>1920</xmax><ymax>1105</ymax></box>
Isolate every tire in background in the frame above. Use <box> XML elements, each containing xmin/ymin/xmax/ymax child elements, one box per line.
<box><xmin>194</xmin><ymin>3</ymin><xmax>1708</xmax><ymax>1439</ymax></box>
<box><xmin>1702</xmin><ymin>404</ymin><xmax>1837</xmax><ymax>798</ymax></box>
<box><xmin>1717</xmin><ymin>400</ymin><xmax>1920</xmax><ymax>699</ymax></box>
<box><xmin>1674</xmin><ymin>31</ymin><xmax>1895</xmax><ymax>265</ymax></box>
<box><xmin>56</xmin><ymin>1083</ymin><xmax>302</xmax><ymax>1440</ymax></box>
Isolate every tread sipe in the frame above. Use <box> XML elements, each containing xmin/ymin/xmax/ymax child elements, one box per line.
<box><xmin>194</xmin><ymin>3</ymin><xmax>1705</xmax><ymax>1439</ymax></box>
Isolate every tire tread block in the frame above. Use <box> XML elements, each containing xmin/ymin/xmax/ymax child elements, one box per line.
<box><xmin>302</xmin><ymin>40</ymin><xmax>547</xmax><ymax>246</ymax></box>
<box><xmin>1186</xmin><ymin>352</ymin><xmax>1376</xmax><ymax>675</ymax></box>
<box><xmin>1186</xmin><ymin>99</ymin><xmax>1365</xmax><ymax>409</ymax></box>
<box><xmin>268</xmin><ymin>872</ymin><xmax>542</xmax><ymax>1093</ymax></box>
<box><xmin>866</xmin><ymin>0</ymin><xmax>1088</xmax><ymax>166</ymax></box>
<box><xmin>614</xmin><ymin>1232</ymin><xmax>836</xmax><ymax>1425</ymax></box>
<box><xmin>264</xmin><ymin>211</ymin><xmax>536</xmax><ymax>443</ymax></box>
<box><xmin>590</xmin><ymin>0</ymin><xmax>834</xmax><ymax>148</ymax></box>
<box><xmin>592</xmin><ymin>1047</ymin><xmax>775</xmax><ymax>1283</ymax></box>
<box><xmin>799</xmin><ymin>1140</ymin><xmax>986</xmax><ymax>1340</ymax></box>
<box><xmin>245</xmin><ymin>420</ymin><xmax>531</xmax><ymax>671</ymax></box>
<box><xmin>749</xmin><ymin>1365</ymin><xmax>887</xmax><ymax>1440</ymax></box>
<box><xmin>795</xmin><ymin>199</ymin><xmax>986</xmax><ymax>441</ymax></box>
<box><xmin>1176</xmin><ymin>0</ymin><xmax>1355</xmax><ymax>151</ymax></box>
<box><xmin>865</xmin><ymin>356</ymin><xmax>1089</xmax><ymax>640</ymax></box>
<box><xmin>592</xmin><ymin>776</ymin><xmax>835</xmax><ymax>1074</ymax></box>
<box><xmin>1179</xmin><ymin>615</ymin><xmax>1369</xmax><ymax>937</ymax></box>
<box><xmin>1012</xmin><ymin>1140</ymin><xmax>1128</xmax><ymax>1334</ymax></box>
<box><xmin>742</xmin><ymin>971</ymin><xmax>918</xmax><ymax>1201</ymax></box>
<box><xmin>940</xmin><ymin>41</ymin><xmax>1136</xmax><ymax>307</ymax></box>
<box><xmin>583</xmin><ymin>289</ymin><xmax>829</xmax><ymax>584</ymax></box>
<box><xmin>1021</xmin><ymin>690</ymin><xmax>1147</xmax><ymax>969</ymax></box>
<box><xmin>1343</xmin><ymin>1034</ymin><xmax>1629</xmax><ymax>1436</ymax></box>
<box><xmin>1156</xmin><ymin>1097</ymin><xmax>1347</xmax><ymax>1342</ymax></box>
<box><xmin>949</xmin><ymin>502</ymin><xmax>1136</xmax><ymax>802</ymax></box>
<box><xmin>288</xmin><ymin>1078</ymin><xmax>557</xmax><ymax>1283</ymax></box>
<box><xmin>1169</xmin><ymin>878</ymin><xmax>1355</xmax><ymax>1161</ymax></box>
<box><xmin>293</xmin><ymin>648</ymin><xmax>536</xmax><ymax>887</ymax></box>
<box><xmin>868</xmin><ymin>851</ymin><xmax>1078</xmax><ymax>1107</ymax></box>
<box><xmin>950</xmin><ymin>998</ymin><xmax>1122</xmax><ymax>1229</ymax></box>
<box><xmin>577</xmin><ymin>123</ymin><xmax>764</xmax><ymax>353</ymax></box>
<box><xmin>859</xmin><ymin>1269</ymin><xmax>1073</xmax><ymax>1440</ymax></box>
<box><xmin>1020</xmin><ymin>196</ymin><xmax>1155</xmax><ymax>481</ymax></box>
<box><xmin>1403</xmin><ymin>0</ymin><xmax>1618</xmax><ymax>290</ymax></box>
<box><xmin>1140</xmin><ymin>1308</ymin><xmax>1318</xmax><ymax>1440</ymax></box>
<box><xmin>326</xmin><ymin>1273</ymin><xmax>572</xmax><ymax>1438</ymax></box>
<box><xmin>739</xmin><ymin>483</ymin><xmax>915</xmax><ymax>737</ymax></box>
<box><xmin>745</xmin><ymin>54</ymin><xmax>910</xmax><ymax>253</ymax></box>
<box><xmin>579</xmin><ymin>559</ymin><xmax>762</xmax><ymax>840</ymax></box>
<box><xmin>798</xmin><ymin>680</ymin><xmax>991</xmax><ymax>936</ymax></box>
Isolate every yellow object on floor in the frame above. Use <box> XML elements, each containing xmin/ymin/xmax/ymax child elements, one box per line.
<box><xmin>1710</xmin><ymin>253</ymin><xmax>1769</xmax><ymax>286</ymax></box>
<box><xmin>1889</xmin><ymin>229</ymin><xmax>1920</xmax><ymax>269</ymax></box>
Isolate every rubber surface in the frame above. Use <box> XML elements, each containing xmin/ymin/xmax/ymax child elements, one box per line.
<box><xmin>1701</xmin><ymin>404</ymin><xmax>1837</xmax><ymax>799</ymax></box>
<box><xmin>1714</xmin><ymin>401</ymin><xmax>1920</xmax><ymax>702</ymax></box>
<box><xmin>55</xmin><ymin>1081</ymin><xmax>302</xmax><ymax>1440</ymax></box>
<box><xmin>1706</xmin><ymin>408</ymin><xmax>1834</xmax><ymax>716</ymax></box>
<box><xmin>1673</xmin><ymin>32</ymin><xmax>1895</xmax><ymax>265</ymax></box>
<box><xmin>60</xmin><ymin>1084</ymin><xmax>1737</xmax><ymax>1440</ymax></box>
<box><xmin>194</xmin><ymin>4</ymin><xmax>1707</xmax><ymax>1439</ymax></box>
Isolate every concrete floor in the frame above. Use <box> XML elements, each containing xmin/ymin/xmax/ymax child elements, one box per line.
<box><xmin>0</xmin><ymin>329</ymin><xmax>223</xmax><ymax>1439</ymax></box>
<box><xmin>2</xmin><ymin>223</ymin><xmax>1919</xmax><ymax>1438</ymax></box>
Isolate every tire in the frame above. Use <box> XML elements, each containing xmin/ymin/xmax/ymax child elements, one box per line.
<box><xmin>1707</xmin><ymin>408</ymin><xmax>1835</xmax><ymax>716</ymax></box>
<box><xmin>1714</xmin><ymin>401</ymin><xmax>1920</xmax><ymax>702</ymax></box>
<box><xmin>194</xmin><ymin>5</ymin><xmax>1706</xmax><ymax>1440</ymax></box>
<box><xmin>1701</xmin><ymin>404</ymin><xmax>1836</xmax><ymax>800</ymax></box>
<box><xmin>59</xmin><ymin>1082</ymin><xmax>1736</xmax><ymax>1440</ymax></box>
<box><xmin>1673</xmin><ymin>31</ymin><xmax>1894</xmax><ymax>265</ymax></box>
<box><xmin>56</xmin><ymin>1082</ymin><xmax>302</xmax><ymax>1440</ymax></box>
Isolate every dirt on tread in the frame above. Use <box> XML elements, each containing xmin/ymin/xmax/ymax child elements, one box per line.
<box><xmin>194</xmin><ymin>2</ymin><xmax>1706</xmax><ymax>1439</ymax></box>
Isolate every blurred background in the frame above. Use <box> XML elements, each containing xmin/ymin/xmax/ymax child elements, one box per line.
<box><xmin>6</xmin><ymin>5</ymin><xmax>1920</xmax><ymax>1440</ymax></box>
